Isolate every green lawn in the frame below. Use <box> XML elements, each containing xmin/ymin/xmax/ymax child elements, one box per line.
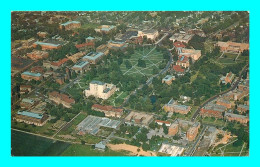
<box><xmin>61</xmin><ymin>144</ymin><xmax>130</xmax><ymax>156</ymax></box>
<box><xmin>120</xmin><ymin>47</ymin><xmax>164</xmax><ymax>77</ymax></box>
<box><xmin>11</xmin><ymin>121</ymin><xmax>56</xmax><ymax>137</ymax></box>
<box><xmin>56</xmin><ymin>112</ymin><xmax>88</xmax><ymax>136</ymax></box>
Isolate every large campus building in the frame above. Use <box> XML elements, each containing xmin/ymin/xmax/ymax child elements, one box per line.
<box><xmin>138</xmin><ymin>29</ymin><xmax>159</xmax><ymax>40</ymax></box>
<box><xmin>200</xmin><ymin>103</ymin><xmax>227</xmax><ymax>118</ymax></box>
<box><xmin>27</xmin><ymin>50</ymin><xmax>49</xmax><ymax>60</ymax></box>
<box><xmin>224</xmin><ymin>113</ymin><xmax>249</xmax><ymax>124</ymax></box>
<box><xmin>164</xmin><ymin>99</ymin><xmax>191</xmax><ymax>114</ymax></box>
<box><xmin>91</xmin><ymin>104</ymin><xmax>124</xmax><ymax>118</ymax></box>
<box><xmin>21</xmin><ymin>71</ymin><xmax>43</xmax><ymax>81</ymax></box>
<box><xmin>187</xmin><ymin>122</ymin><xmax>200</xmax><ymax>141</ymax></box>
<box><xmin>33</xmin><ymin>40</ymin><xmax>63</xmax><ymax>50</ymax></box>
<box><xmin>72</xmin><ymin>61</ymin><xmax>90</xmax><ymax>73</ymax></box>
<box><xmin>59</xmin><ymin>21</ymin><xmax>81</xmax><ymax>30</ymax></box>
<box><xmin>95</xmin><ymin>25</ymin><xmax>116</xmax><ymax>34</ymax></box>
<box><xmin>15</xmin><ymin>110</ymin><xmax>48</xmax><ymax>126</ymax></box>
<box><xmin>217</xmin><ymin>41</ymin><xmax>249</xmax><ymax>53</ymax></box>
<box><xmin>179</xmin><ymin>48</ymin><xmax>201</xmax><ymax>61</ymax></box>
<box><xmin>84</xmin><ymin>80</ymin><xmax>118</xmax><ymax>100</ymax></box>
<box><xmin>168</xmin><ymin>122</ymin><xmax>179</xmax><ymax>136</ymax></box>
<box><xmin>48</xmin><ymin>91</ymin><xmax>75</xmax><ymax>108</ymax></box>
<box><xmin>82</xmin><ymin>52</ymin><xmax>105</xmax><ymax>64</ymax></box>
<box><xmin>125</xmin><ymin>111</ymin><xmax>153</xmax><ymax>127</ymax></box>
<box><xmin>107</xmin><ymin>40</ymin><xmax>127</xmax><ymax>50</ymax></box>
<box><xmin>220</xmin><ymin>72</ymin><xmax>235</xmax><ymax>85</ymax></box>
<box><xmin>169</xmin><ymin>33</ymin><xmax>193</xmax><ymax>43</ymax></box>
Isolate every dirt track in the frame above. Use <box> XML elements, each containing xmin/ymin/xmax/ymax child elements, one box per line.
<box><xmin>107</xmin><ymin>143</ymin><xmax>157</xmax><ymax>156</ymax></box>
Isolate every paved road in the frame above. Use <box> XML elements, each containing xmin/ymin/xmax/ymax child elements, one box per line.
<box><xmin>190</xmin><ymin>64</ymin><xmax>249</xmax><ymax>122</ymax></box>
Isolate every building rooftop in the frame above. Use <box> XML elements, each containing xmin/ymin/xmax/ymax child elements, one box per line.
<box><xmin>225</xmin><ymin>113</ymin><xmax>248</xmax><ymax>119</ymax></box>
<box><xmin>22</xmin><ymin>71</ymin><xmax>42</xmax><ymax>77</ymax></box>
<box><xmin>60</xmin><ymin>21</ymin><xmax>80</xmax><ymax>26</ymax></box>
<box><xmin>163</xmin><ymin>75</ymin><xmax>175</xmax><ymax>82</ymax></box>
<box><xmin>83</xmin><ymin>52</ymin><xmax>104</xmax><ymax>61</ymax></box>
<box><xmin>86</xmin><ymin>36</ymin><xmax>95</xmax><ymax>40</ymax></box>
<box><xmin>92</xmin><ymin>104</ymin><xmax>123</xmax><ymax>113</ymax></box>
<box><xmin>238</xmin><ymin>104</ymin><xmax>249</xmax><ymax>110</ymax></box>
<box><xmin>204</xmin><ymin>104</ymin><xmax>226</xmax><ymax>112</ymax></box>
<box><xmin>90</xmin><ymin>80</ymin><xmax>105</xmax><ymax>85</ymax></box>
<box><xmin>17</xmin><ymin>110</ymin><xmax>43</xmax><ymax>119</ymax></box>
<box><xmin>21</xmin><ymin>98</ymin><xmax>34</xmax><ymax>104</ymax></box>
<box><xmin>34</xmin><ymin>41</ymin><xmax>61</xmax><ymax>47</ymax></box>
<box><xmin>217</xmin><ymin>98</ymin><xmax>231</xmax><ymax>104</ymax></box>
<box><xmin>73</xmin><ymin>61</ymin><xmax>89</xmax><ymax>68</ymax></box>
<box><xmin>142</xmin><ymin>29</ymin><xmax>158</xmax><ymax>34</ymax></box>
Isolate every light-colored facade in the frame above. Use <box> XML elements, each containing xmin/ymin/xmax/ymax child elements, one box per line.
<box><xmin>138</xmin><ymin>29</ymin><xmax>159</xmax><ymax>40</ymax></box>
<box><xmin>59</xmin><ymin>21</ymin><xmax>81</xmax><ymax>30</ymax></box>
<box><xmin>164</xmin><ymin>99</ymin><xmax>191</xmax><ymax>114</ymax></box>
<box><xmin>180</xmin><ymin>48</ymin><xmax>201</xmax><ymax>61</ymax></box>
<box><xmin>162</xmin><ymin>75</ymin><xmax>175</xmax><ymax>85</ymax></box>
<box><xmin>84</xmin><ymin>80</ymin><xmax>118</xmax><ymax>100</ymax></box>
<box><xmin>72</xmin><ymin>61</ymin><xmax>90</xmax><ymax>73</ymax></box>
<box><xmin>125</xmin><ymin>111</ymin><xmax>153</xmax><ymax>126</ymax></box>
<box><xmin>217</xmin><ymin>41</ymin><xmax>249</xmax><ymax>53</ymax></box>
<box><xmin>82</xmin><ymin>52</ymin><xmax>105</xmax><ymax>64</ymax></box>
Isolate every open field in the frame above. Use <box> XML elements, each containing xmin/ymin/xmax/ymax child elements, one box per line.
<box><xmin>11</xmin><ymin>130</ymin><xmax>70</xmax><ymax>156</ymax></box>
<box><xmin>210</xmin><ymin>140</ymin><xmax>249</xmax><ymax>156</ymax></box>
<box><xmin>61</xmin><ymin>144</ymin><xmax>130</xmax><ymax>156</ymax></box>
<box><xmin>11</xmin><ymin>121</ymin><xmax>56</xmax><ymax>137</ymax></box>
<box><xmin>56</xmin><ymin>112</ymin><xmax>88</xmax><ymax>136</ymax></box>
<box><xmin>106</xmin><ymin>91</ymin><xmax>129</xmax><ymax>107</ymax></box>
<box><xmin>120</xmin><ymin>47</ymin><xmax>164</xmax><ymax>77</ymax></box>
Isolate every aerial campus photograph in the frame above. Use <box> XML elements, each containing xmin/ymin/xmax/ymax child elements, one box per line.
<box><xmin>11</xmin><ymin>11</ymin><xmax>249</xmax><ymax>157</ymax></box>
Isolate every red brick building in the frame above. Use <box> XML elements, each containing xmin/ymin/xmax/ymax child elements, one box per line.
<box><xmin>48</xmin><ymin>91</ymin><xmax>75</xmax><ymax>108</ymax></box>
<box><xmin>200</xmin><ymin>104</ymin><xmax>226</xmax><ymax>118</ymax></box>
<box><xmin>92</xmin><ymin>104</ymin><xmax>124</xmax><ymax>118</ymax></box>
<box><xmin>216</xmin><ymin>99</ymin><xmax>232</xmax><ymax>109</ymax></box>
<box><xmin>187</xmin><ymin>123</ymin><xmax>200</xmax><ymax>141</ymax></box>
<box><xmin>59</xmin><ymin>21</ymin><xmax>81</xmax><ymax>31</ymax></box>
<box><xmin>21</xmin><ymin>71</ymin><xmax>43</xmax><ymax>81</ymax></box>
<box><xmin>225</xmin><ymin>113</ymin><xmax>249</xmax><ymax>124</ymax></box>
<box><xmin>51</xmin><ymin>58</ymin><xmax>69</xmax><ymax>70</ymax></box>
<box><xmin>168</xmin><ymin>123</ymin><xmax>179</xmax><ymax>136</ymax></box>
<box><xmin>31</xmin><ymin>66</ymin><xmax>45</xmax><ymax>74</ymax></box>
<box><xmin>20</xmin><ymin>85</ymin><xmax>32</xmax><ymax>94</ymax></box>
<box><xmin>27</xmin><ymin>50</ymin><xmax>49</xmax><ymax>60</ymax></box>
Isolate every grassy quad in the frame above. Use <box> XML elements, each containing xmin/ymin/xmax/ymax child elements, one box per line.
<box><xmin>120</xmin><ymin>47</ymin><xmax>164</xmax><ymax>77</ymax></box>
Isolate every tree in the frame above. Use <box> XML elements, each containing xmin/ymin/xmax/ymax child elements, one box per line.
<box><xmin>81</xmin><ymin>140</ymin><xmax>86</xmax><ymax>145</ymax></box>
<box><xmin>241</xmin><ymin>50</ymin><xmax>249</xmax><ymax>57</ymax></box>
<box><xmin>142</xmin><ymin>143</ymin><xmax>150</xmax><ymax>151</ymax></box>
<box><xmin>162</xmin><ymin>123</ymin><xmax>168</xmax><ymax>134</ymax></box>
<box><xmin>137</xmin><ymin>58</ymin><xmax>146</xmax><ymax>68</ymax></box>
<box><xmin>125</xmin><ymin>60</ymin><xmax>132</xmax><ymax>69</ymax></box>
<box><xmin>217</xmin><ymin>133</ymin><xmax>224</xmax><ymax>140</ymax></box>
